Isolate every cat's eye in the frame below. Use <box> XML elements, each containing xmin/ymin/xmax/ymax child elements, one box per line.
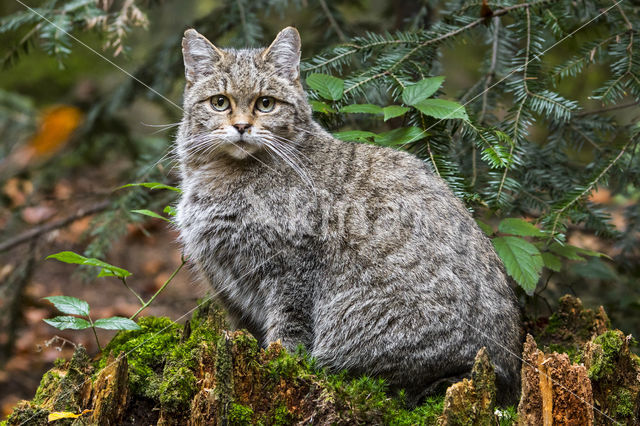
<box><xmin>255</xmin><ymin>96</ymin><xmax>276</xmax><ymax>113</ymax></box>
<box><xmin>210</xmin><ymin>95</ymin><xmax>230</xmax><ymax>111</ymax></box>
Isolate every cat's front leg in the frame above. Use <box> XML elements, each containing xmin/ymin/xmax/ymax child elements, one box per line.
<box><xmin>263</xmin><ymin>305</ymin><xmax>313</xmax><ymax>353</ymax></box>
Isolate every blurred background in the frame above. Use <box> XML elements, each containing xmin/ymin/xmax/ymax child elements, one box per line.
<box><xmin>1</xmin><ymin>0</ymin><xmax>639</xmax><ymax>419</ymax></box>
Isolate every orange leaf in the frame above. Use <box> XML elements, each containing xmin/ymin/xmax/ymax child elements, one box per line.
<box><xmin>29</xmin><ymin>105</ymin><xmax>83</xmax><ymax>156</ymax></box>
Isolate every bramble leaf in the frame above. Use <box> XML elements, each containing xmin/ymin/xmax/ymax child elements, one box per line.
<box><xmin>47</xmin><ymin>251</ymin><xmax>132</xmax><ymax>278</ymax></box>
<box><xmin>310</xmin><ymin>100</ymin><xmax>336</xmax><ymax>114</ymax></box>
<box><xmin>541</xmin><ymin>252</ymin><xmax>562</xmax><ymax>272</ymax></box>
<box><xmin>94</xmin><ymin>317</ymin><xmax>141</xmax><ymax>330</ymax></box>
<box><xmin>476</xmin><ymin>219</ymin><xmax>494</xmax><ymax>236</ymax></box>
<box><xmin>402</xmin><ymin>76</ymin><xmax>445</xmax><ymax>106</ymax></box>
<box><xmin>383</xmin><ymin>105</ymin><xmax>409</xmax><ymax>121</ymax></box>
<box><xmin>340</xmin><ymin>104</ymin><xmax>383</xmax><ymax>114</ymax></box>
<box><xmin>374</xmin><ymin>127</ymin><xmax>424</xmax><ymax>146</ymax></box>
<box><xmin>131</xmin><ymin>209</ymin><xmax>172</xmax><ymax>223</ymax></box>
<box><xmin>333</xmin><ymin>130</ymin><xmax>376</xmax><ymax>142</ymax></box>
<box><xmin>498</xmin><ymin>218</ymin><xmax>546</xmax><ymax>237</ymax></box>
<box><xmin>414</xmin><ymin>99</ymin><xmax>469</xmax><ymax>121</ymax></box>
<box><xmin>306</xmin><ymin>73</ymin><xmax>344</xmax><ymax>100</ymax></box>
<box><xmin>492</xmin><ymin>236</ymin><xmax>543</xmax><ymax>295</ymax></box>
<box><xmin>44</xmin><ymin>296</ymin><xmax>89</xmax><ymax>316</ymax></box>
<box><xmin>119</xmin><ymin>182</ymin><xmax>181</xmax><ymax>193</ymax></box>
<box><xmin>44</xmin><ymin>316</ymin><xmax>92</xmax><ymax>330</ymax></box>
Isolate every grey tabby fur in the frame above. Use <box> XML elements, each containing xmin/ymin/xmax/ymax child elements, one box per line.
<box><xmin>176</xmin><ymin>27</ymin><xmax>522</xmax><ymax>403</ymax></box>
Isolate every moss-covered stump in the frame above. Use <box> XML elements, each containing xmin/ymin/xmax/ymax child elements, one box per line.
<box><xmin>7</xmin><ymin>301</ymin><xmax>449</xmax><ymax>425</ymax></box>
<box><xmin>582</xmin><ymin>330</ymin><xmax>640</xmax><ymax>425</ymax></box>
<box><xmin>438</xmin><ymin>347</ymin><xmax>496</xmax><ymax>426</ymax></box>
<box><xmin>518</xmin><ymin>334</ymin><xmax>594</xmax><ymax>426</ymax></box>
<box><xmin>536</xmin><ymin>295</ymin><xmax>610</xmax><ymax>359</ymax></box>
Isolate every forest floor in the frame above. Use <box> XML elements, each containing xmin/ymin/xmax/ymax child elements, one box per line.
<box><xmin>0</xmin><ymin>162</ymin><xmax>207</xmax><ymax>421</ymax></box>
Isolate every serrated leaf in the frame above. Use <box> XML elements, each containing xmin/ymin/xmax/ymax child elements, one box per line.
<box><xmin>492</xmin><ymin>236</ymin><xmax>543</xmax><ymax>295</ymax></box>
<box><xmin>374</xmin><ymin>126</ymin><xmax>424</xmax><ymax>146</ymax></box>
<box><xmin>94</xmin><ymin>317</ymin><xmax>141</xmax><ymax>330</ymax></box>
<box><xmin>164</xmin><ymin>205</ymin><xmax>177</xmax><ymax>217</ymax></box>
<box><xmin>402</xmin><ymin>76</ymin><xmax>445</xmax><ymax>106</ymax></box>
<box><xmin>306</xmin><ymin>73</ymin><xmax>344</xmax><ymax>100</ymax></box>
<box><xmin>44</xmin><ymin>296</ymin><xmax>90</xmax><ymax>316</ymax></box>
<box><xmin>339</xmin><ymin>104</ymin><xmax>383</xmax><ymax>114</ymax></box>
<box><xmin>383</xmin><ymin>105</ymin><xmax>410</xmax><ymax>121</ymax></box>
<box><xmin>333</xmin><ymin>130</ymin><xmax>377</xmax><ymax>142</ymax></box>
<box><xmin>48</xmin><ymin>410</ymin><xmax>92</xmax><ymax>421</ymax></box>
<box><xmin>309</xmin><ymin>100</ymin><xmax>336</xmax><ymax>114</ymax></box>
<box><xmin>131</xmin><ymin>209</ymin><xmax>172</xmax><ymax>223</ymax></box>
<box><xmin>119</xmin><ymin>182</ymin><xmax>181</xmax><ymax>193</ymax></box>
<box><xmin>44</xmin><ymin>316</ymin><xmax>92</xmax><ymax>330</ymax></box>
<box><xmin>541</xmin><ymin>252</ymin><xmax>562</xmax><ymax>272</ymax></box>
<box><xmin>414</xmin><ymin>99</ymin><xmax>469</xmax><ymax>121</ymax></box>
<box><xmin>498</xmin><ymin>218</ymin><xmax>546</xmax><ymax>237</ymax></box>
<box><xmin>549</xmin><ymin>243</ymin><xmax>585</xmax><ymax>261</ymax></box>
<box><xmin>46</xmin><ymin>251</ymin><xmax>132</xmax><ymax>278</ymax></box>
<box><xmin>476</xmin><ymin>219</ymin><xmax>494</xmax><ymax>236</ymax></box>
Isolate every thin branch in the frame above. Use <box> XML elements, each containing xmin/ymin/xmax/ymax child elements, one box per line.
<box><xmin>0</xmin><ymin>200</ymin><xmax>110</xmax><ymax>252</ymax></box>
<box><xmin>130</xmin><ymin>256</ymin><xmax>186</xmax><ymax>320</ymax></box>
<box><xmin>318</xmin><ymin>0</ymin><xmax>346</xmax><ymax>42</ymax></box>
<box><xmin>574</xmin><ymin>100</ymin><xmax>639</xmax><ymax>117</ymax></box>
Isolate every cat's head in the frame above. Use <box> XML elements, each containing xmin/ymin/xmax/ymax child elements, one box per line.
<box><xmin>179</xmin><ymin>27</ymin><xmax>312</xmax><ymax>163</ymax></box>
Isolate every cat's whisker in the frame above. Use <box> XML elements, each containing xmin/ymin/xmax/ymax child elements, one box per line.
<box><xmin>262</xmin><ymin>137</ymin><xmax>315</xmax><ymax>192</ymax></box>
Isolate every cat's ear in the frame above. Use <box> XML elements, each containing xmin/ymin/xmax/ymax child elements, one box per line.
<box><xmin>262</xmin><ymin>27</ymin><xmax>301</xmax><ymax>81</ymax></box>
<box><xmin>182</xmin><ymin>29</ymin><xmax>224</xmax><ymax>85</ymax></box>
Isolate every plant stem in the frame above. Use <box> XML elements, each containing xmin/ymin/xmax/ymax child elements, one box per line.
<box><xmin>120</xmin><ymin>277</ymin><xmax>145</xmax><ymax>305</ymax></box>
<box><xmin>87</xmin><ymin>315</ymin><xmax>102</xmax><ymax>352</ymax></box>
<box><xmin>130</xmin><ymin>257</ymin><xmax>186</xmax><ymax>320</ymax></box>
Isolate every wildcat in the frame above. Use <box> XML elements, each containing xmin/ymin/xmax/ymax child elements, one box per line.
<box><xmin>176</xmin><ymin>27</ymin><xmax>522</xmax><ymax>403</ymax></box>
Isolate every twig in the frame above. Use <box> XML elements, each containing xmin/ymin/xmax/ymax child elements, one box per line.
<box><xmin>318</xmin><ymin>0</ymin><xmax>346</xmax><ymax>42</ymax></box>
<box><xmin>130</xmin><ymin>256</ymin><xmax>186</xmax><ymax>320</ymax></box>
<box><xmin>574</xmin><ymin>100</ymin><xmax>639</xmax><ymax>117</ymax></box>
<box><xmin>0</xmin><ymin>200</ymin><xmax>110</xmax><ymax>252</ymax></box>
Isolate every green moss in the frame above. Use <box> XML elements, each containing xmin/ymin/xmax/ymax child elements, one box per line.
<box><xmin>496</xmin><ymin>406</ymin><xmax>519</xmax><ymax>426</ymax></box>
<box><xmin>32</xmin><ymin>370</ymin><xmax>61</xmax><ymax>405</ymax></box>
<box><xmin>385</xmin><ymin>396</ymin><xmax>444</xmax><ymax>425</ymax></box>
<box><xmin>267</xmin><ymin>349</ymin><xmax>304</xmax><ymax>381</ymax></box>
<box><xmin>545</xmin><ymin>343</ymin><xmax>581</xmax><ymax>363</ymax></box>
<box><xmin>588</xmin><ymin>330</ymin><xmax>623</xmax><ymax>380</ymax></box>
<box><xmin>229</xmin><ymin>403</ymin><xmax>254</xmax><ymax>425</ymax></box>
<box><xmin>98</xmin><ymin>316</ymin><xmax>180</xmax><ymax>398</ymax></box>
<box><xmin>158</xmin><ymin>365</ymin><xmax>197</xmax><ymax>412</ymax></box>
<box><xmin>610</xmin><ymin>388</ymin><xmax>634</xmax><ymax>418</ymax></box>
<box><xmin>271</xmin><ymin>403</ymin><xmax>295</xmax><ymax>425</ymax></box>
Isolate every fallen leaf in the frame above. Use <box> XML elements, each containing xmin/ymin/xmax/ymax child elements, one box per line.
<box><xmin>22</xmin><ymin>205</ymin><xmax>57</xmax><ymax>224</ymax></box>
<box><xmin>29</xmin><ymin>105</ymin><xmax>83</xmax><ymax>157</ymax></box>
<box><xmin>48</xmin><ymin>409</ymin><xmax>92</xmax><ymax>421</ymax></box>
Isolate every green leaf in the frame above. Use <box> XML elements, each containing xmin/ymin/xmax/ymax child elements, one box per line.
<box><xmin>414</xmin><ymin>99</ymin><xmax>469</xmax><ymax>121</ymax></box>
<box><xmin>44</xmin><ymin>296</ymin><xmax>90</xmax><ymax>316</ymax></box>
<box><xmin>383</xmin><ymin>105</ymin><xmax>410</xmax><ymax>121</ymax></box>
<box><xmin>164</xmin><ymin>205</ymin><xmax>177</xmax><ymax>217</ymax></box>
<box><xmin>44</xmin><ymin>316</ymin><xmax>92</xmax><ymax>330</ymax></box>
<box><xmin>541</xmin><ymin>252</ymin><xmax>562</xmax><ymax>272</ymax></box>
<box><xmin>374</xmin><ymin>126</ymin><xmax>424</xmax><ymax>146</ymax></box>
<box><xmin>131</xmin><ymin>209</ymin><xmax>172</xmax><ymax>223</ymax></box>
<box><xmin>571</xmin><ymin>258</ymin><xmax>618</xmax><ymax>281</ymax></box>
<box><xmin>310</xmin><ymin>100</ymin><xmax>336</xmax><ymax>114</ymax></box>
<box><xmin>476</xmin><ymin>220</ymin><xmax>494</xmax><ymax>236</ymax></box>
<box><xmin>333</xmin><ymin>130</ymin><xmax>376</xmax><ymax>142</ymax></box>
<box><xmin>402</xmin><ymin>76</ymin><xmax>445</xmax><ymax>106</ymax></box>
<box><xmin>492</xmin><ymin>236</ymin><xmax>543</xmax><ymax>295</ymax></box>
<box><xmin>94</xmin><ymin>317</ymin><xmax>141</xmax><ymax>330</ymax></box>
<box><xmin>46</xmin><ymin>251</ymin><xmax>132</xmax><ymax>278</ymax></box>
<box><xmin>548</xmin><ymin>243</ymin><xmax>585</xmax><ymax>261</ymax></box>
<box><xmin>498</xmin><ymin>218</ymin><xmax>546</xmax><ymax>237</ymax></box>
<box><xmin>339</xmin><ymin>104</ymin><xmax>383</xmax><ymax>114</ymax></box>
<box><xmin>119</xmin><ymin>182</ymin><xmax>181</xmax><ymax>193</ymax></box>
<box><xmin>306</xmin><ymin>73</ymin><xmax>344</xmax><ymax>100</ymax></box>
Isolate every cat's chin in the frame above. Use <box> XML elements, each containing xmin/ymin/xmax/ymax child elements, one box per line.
<box><xmin>220</xmin><ymin>141</ymin><xmax>263</xmax><ymax>160</ymax></box>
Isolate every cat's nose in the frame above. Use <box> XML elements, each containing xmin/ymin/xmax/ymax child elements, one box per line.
<box><xmin>233</xmin><ymin>123</ymin><xmax>251</xmax><ymax>134</ymax></box>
